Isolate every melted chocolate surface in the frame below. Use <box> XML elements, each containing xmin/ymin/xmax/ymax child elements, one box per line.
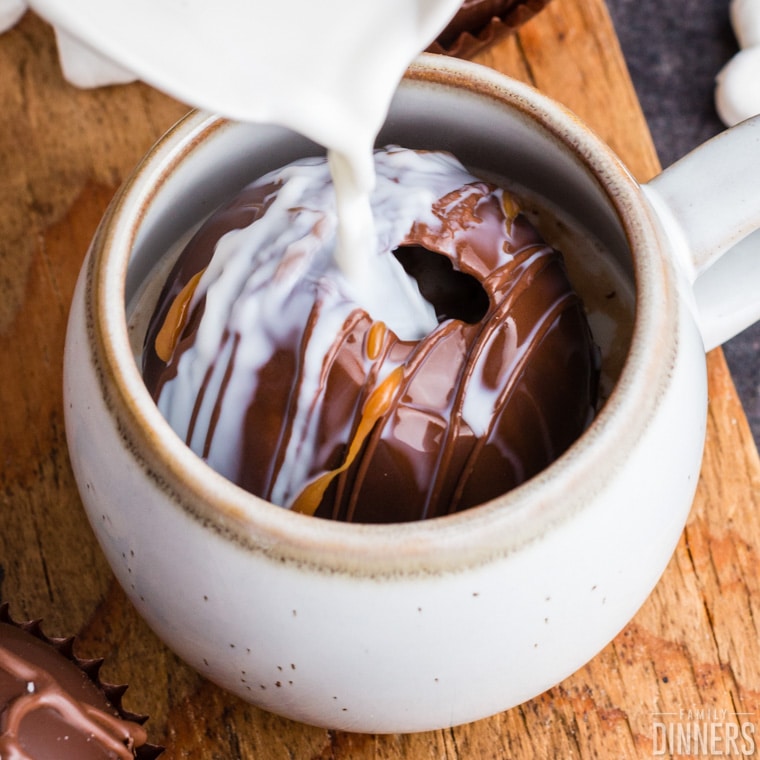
<box><xmin>143</xmin><ymin>147</ymin><xmax>599</xmax><ymax>523</ymax></box>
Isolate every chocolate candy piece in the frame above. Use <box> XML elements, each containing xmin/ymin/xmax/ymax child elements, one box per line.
<box><xmin>0</xmin><ymin>605</ymin><xmax>161</xmax><ymax>759</ymax></box>
<box><xmin>428</xmin><ymin>0</ymin><xmax>553</xmax><ymax>58</ymax></box>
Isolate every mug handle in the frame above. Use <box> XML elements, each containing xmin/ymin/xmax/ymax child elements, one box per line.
<box><xmin>642</xmin><ymin>115</ymin><xmax>760</xmax><ymax>351</ymax></box>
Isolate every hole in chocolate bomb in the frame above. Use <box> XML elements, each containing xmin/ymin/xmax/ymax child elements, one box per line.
<box><xmin>392</xmin><ymin>245</ymin><xmax>490</xmax><ymax>324</ymax></box>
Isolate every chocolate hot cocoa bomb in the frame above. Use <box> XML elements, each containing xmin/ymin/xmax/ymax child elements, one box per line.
<box><xmin>142</xmin><ymin>146</ymin><xmax>599</xmax><ymax>523</ymax></box>
<box><xmin>0</xmin><ymin>605</ymin><xmax>160</xmax><ymax>759</ymax></box>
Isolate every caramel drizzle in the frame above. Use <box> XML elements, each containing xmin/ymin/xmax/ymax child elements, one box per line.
<box><xmin>340</xmin><ymin>320</ymin><xmax>459</xmax><ymax>522</ymax></box>
<box><xmin>365</xmin><ymin>320</ymin><xmax>387</xmax><ymax>360</ymax></box>
<box><xmin>0</xmin><ymin>642</ymin><xmax>146</xmax><ymax>759</ymax></box>
<box><xmin>154</xmin><ymin>268</ymin><xmax>206</xmax><ymax>362</ymax></box>
<box><xmin>290</xmin><ymin>363</ymin><xmax>405</xmax><ymax>516</ymax></box>
<box><xmin>501</xmin><ymin>190</ymin><xmax>520</xmax><ymax>233</ymax></box>
<box><xmin>331</xmin><ymin>320</ymin><xmax>395</xmax><ymax>519</ymax></box>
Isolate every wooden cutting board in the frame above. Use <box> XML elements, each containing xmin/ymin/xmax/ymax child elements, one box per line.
<box><xmin>2</xmin><ymin>1</ymin><xmax>760</xmax><ymax>757</ymax></box>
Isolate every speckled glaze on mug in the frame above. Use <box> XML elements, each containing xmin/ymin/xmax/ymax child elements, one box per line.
<box><xmin>63</xmin><ymin>55</ymin><xmax>760</xmax><ymax>733</ymax></box>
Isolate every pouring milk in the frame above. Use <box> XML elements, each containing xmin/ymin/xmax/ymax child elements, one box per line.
<box><xmin>27</xmin><ymin>0</ymin><xmax>464</xmax><ymax>335</ymax></box>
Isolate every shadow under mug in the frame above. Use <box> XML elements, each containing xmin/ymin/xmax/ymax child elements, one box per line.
<box><xmin>63</xmin><ymin>54</ymin><xmax>760</xmax><ymax>732</ymax></box>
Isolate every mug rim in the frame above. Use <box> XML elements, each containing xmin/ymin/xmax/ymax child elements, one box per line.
<box><xmin>83</xmin><ymin>54</ymin><xmax>677</xmax><ymax>576</ymax></box>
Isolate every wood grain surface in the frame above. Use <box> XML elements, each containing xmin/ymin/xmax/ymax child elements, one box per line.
<box><xmin>2</xmin><ymin>1</ymin><xmax>759</xmax><ymax>757</ymax></box>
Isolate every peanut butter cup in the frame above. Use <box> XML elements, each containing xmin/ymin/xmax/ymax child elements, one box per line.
<box><xmin>428</xmin><ymin>0</ymin><xmax>553</xmax><ymax>58</ymax></box>
<box><xmin>0</xmin><ymin>604</ymin><xmax>162</xmax><ymax>760</ymax></box>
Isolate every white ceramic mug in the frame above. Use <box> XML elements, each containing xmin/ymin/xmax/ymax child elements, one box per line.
<box><xmin>63</xmin><ymin>54</ymin><xmax>760</xmax><ymax>733</ymax></box>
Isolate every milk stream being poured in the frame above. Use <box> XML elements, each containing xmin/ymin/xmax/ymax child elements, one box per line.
<box><xmin>28</xmin><ymin>0</ymin><xmax>464</xmax><ymax>324</ymax></box>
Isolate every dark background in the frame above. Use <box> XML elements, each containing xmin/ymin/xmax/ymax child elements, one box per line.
<box><xmin>606</xmin><ymin>0</ymin><xmax>760</xmax><ymax>448</ymax></box>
